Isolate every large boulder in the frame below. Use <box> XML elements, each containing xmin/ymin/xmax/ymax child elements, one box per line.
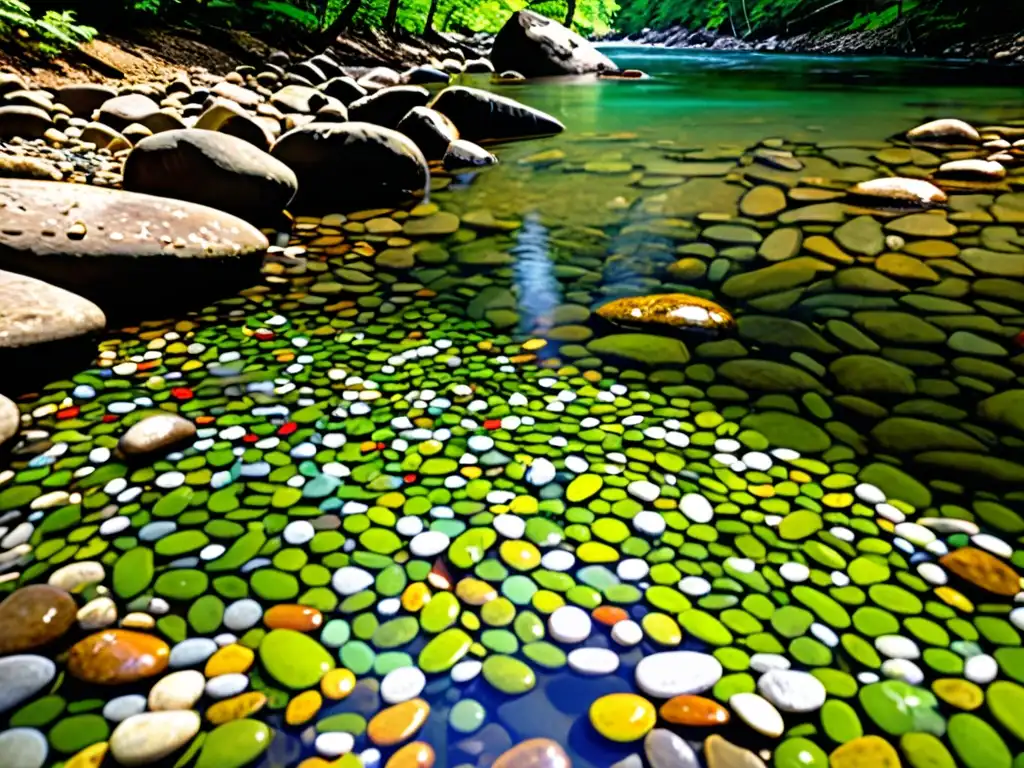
<box><xmin>55</xmin><ymin>84</ymin><xmax>116</xmax><ymax>117</ymax></box>
<box><xmin>320</xmin><ymin>77</ymin><xmax>368</xmax><ymax>105</ymax></box>
<box><xmin>430</xmin><ymin>86</ymin><xmax>564</xmax><ymax>142</ymax></box>
<box><xmin>0</xmin><ymin>269</ymin><xmax>105</xmax><ymax>349</ymax></box>
<box><xmin>271</xmin><ymin>122</ymin><xmax>428</xmax><ymax>211</ymax></box>
<box><xmin>348</xmin><ymin>86</ymin><xmax>430</xmax><ymax>129</ymax></box>
<box><xmin>396</xmin><ymin>106</ymin><xmax>459</xmax><ymax>160</ymax></box>
<box><xmin>97</xmin><ymin>93</ymin><xmax>162</xmax><ymax>132</ymax></box>
<box><xmin>490</xmin><ymin>10</ymin><xmax>618</xmax><ymax>77</ymax></box>
<box><xmin>0</xmin><ymin>180</ymin><xmax>268</xmax><ymax>307</ymax></box>
<box><xmin>193</xmin><ymin>99</ymin><xmax>276</xmax><ymax>151</ymax></box>
<box><xmin>0</xmin><ymin>106</ymin><xmax>51</xmax><ymax>140</ymax></box>
<box><xmin>123</xmin><ymin>130</ymin><xmax>297</xmax><ymax>223</ymax></box>
<box><xmin>0</xmin><ymin>394</ymin><xmax>17</xmax><ymax>447</ymax></box>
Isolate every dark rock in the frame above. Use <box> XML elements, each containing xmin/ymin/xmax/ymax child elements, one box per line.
<box><xmin>403</xmin><ymin>66</ymin><xmax>450</xmax><ymax>85</ymax></box>
<box><xmin>0</xmin><ymin>585</ymin><xmax>77</xmax><ymax>653</ymax></box>
<box><xmin>349</xmin><ymin>86</ymin><xmax>430</xmax><ymax>129</ymax></box>
<box><xmin>55</xmin><ymin>84</ymin><xmax>117</xmax><ymax>117</ymax></box>
<box><xmin>320</xmin><ymin>77</ymin><xmax>368</xmax><ymax>105</ymax></box>
<box><xmin>292</xmin><ymin>61</ymin><xmax>327</xmax><ymax>84</ymax></box>
<box><xmin>285</xmin><ymin>73</ymin><xmax>315</xmax><ymax>88</ymax></box>
<box><xmin>465</xmin><ymin>58</ymin><xmax>495</xmax><ymax>73</ymax></box>
<box><xmin>396</xmin><ymin>106</ymin><xmax>459</xmax><ymax>160</ymax></box>
<box><xmin>315</xmin><ymin>103</ymin><xmax>349</xmax><ymax>123</ymax></box>
<box><xmin>490</xmin><ymin>10</ymin><xmax>618</xmax><ymax>77</ymax></box>
<box><xmin>497</xmin><ymin>70</ymin><xmax>526</xmax><ymax>80</ymax></box>
<box><xmin>98</xmin><ymin>93</ymin><xmax>162</xmax><ymax>132</ymax></box>
<box><xmin>430</xmin><ymin>85</ymin><xmax>564</xmax><ymax>142</ymax></box>
<box><xmin>0</xmin><ymin>73</ymin><xmax>26</xmax><ymax>97</ymax></box>
<box><xmin>311</xmin><ymin>54</ymin><xmax>345</xmax><ymax>79</ymax></box>
<box><xmin>194</xmin><ymin>99</ymin><xmax>275</xmax><ymax>151</ymax></box>
<box><xmin>0</xmin><ymin>106</ymin><xmax>52</xmax><ymax>140</ymax></box>
<box><xmin>268</xmin><ymin>50</ymin><xmax>291</xmax><ymax>67</ymax></box>
<box><xmin>0</xmin><ymin>269</ymin><xmax>105</xmax><ymax>350</ymax></box>
<box><xmin>0</xmin><ymin>180</ymin><xmax>268</xmax><ymax>307</ymax></box>
<box><xmin>271</xmin><ymin>85</ymin><xmax>331</xmax><ymax>114</ymax></box>
<box><xmin>443</xmin><ymin>139</ymin><xmax>498</xmax><ymax>171</ymax></box>
<box><xmin>271</xmin><ymin>121</ymin><xmax>428</xmax><ymax>211</ymax></box>
<box><xmin>123</xmin><ymin>129</ymin><xmax>297</xmax><ymax>223</ymax></box>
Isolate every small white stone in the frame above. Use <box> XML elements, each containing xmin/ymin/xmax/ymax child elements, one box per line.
<box><xmin>380</xmin><ymin>667</ymin><xmax>426</xmax><ymax>704</ymax></box>
<box><xmin>635</xmin><ymin>651</ymin><xmax>722</xmax><ymax>698</ymax></box>
<box><xmin>410</xmin><ymin>531</ymin><xmax>449</xmax><ymax>558</ymax></box>
<box><xmin>205</xmin><ymin>673</ymin><xmax>248</xmax><ymax>699</ymax></box>
<box><xmin>730</xmin><ymin>692</ymin><xmax>784</xmax><ymax>737</ymax></box>
<box><xmin>541</xmin><ymin>550</ymin><xmax>575</xmax><ymax>571</ymax></box>
<box><xmin>1010</xmin><ymin>607</ymin><xmax>1024</xmax><ymax>631</ymax></box>
<box><xmin>750</xmin><ymin>654</ymin><xmax>790</xmax><ymax>674</ymax></box>
<box><xmin>779</xmin><ymin>562</ymin><xmax>809</xmax><ymax>583</ymax></box>
<box><xmin>875</xmin><ymin>635</ymin><xmax>920</xmax><ymax>660</ymax></box>
<box><xmin>103</xmin><ymin>694</ymin><xmax>147</xmax><ymax>722</ymax></box>
<box><xmin>548</xmin><ymin>606</ymin><xmax>591</xmax><ymax>644</ymax></box>
<box><xmin>493</xmin><ymin>515</ymin><xmax>526</xmax><ymax>539</ymax></box>
<box><xmin>633</xmin><ymin>511</ymin><xmax>666</xmax><ymax>537</ymax></box>
<box><xmin>283</xmin><ymin>520</ymin><xmax>315</xmax><ymax>545</ymax></box>
<box><xmin>679</xmin><ymin>493</ymin><xmax>713</xmax><ymax>523</ymax></box>
<box><xmin>916</xmin><ymin>562</ymin><xmax>947</xmax><ymax>585</ymax></box>
<box><xmin>526</xmin><ymin>458</ymin><xmax>556</xmax><ymax>486</ymax></box>
<box><xmin>628</xmin><ymin>480</ymin><xmax>660</xmax><ymax>502</ymax></box>
<box><xmin>567</xmin><ymin>647</ymin><xmax>620</xmax><ymax>676</ymax></box>
<box><xmin>894</xmin><ymin>523</ymin><xmax>935</xmax><ymax>548</ymax></box>
<box><xmin>332</xmin><ymin>567</ymin><xmax>374</xmax><ymax>595</ymax></box>
<box><xmin>876</xmin><ymin>503</ymin><xmax>905</xmax><ymax>523</ymax></box>
<box><xmin>148</xmin><ymin>670</ymin><xmax>205</xmax><ymax>711</ymax></box>
<box><xmin>972</xmin><ymin>533</ymin><xmax>1013</xmax><ymax>559</ymax></box>
<box><xmin>612</xmin><ymin>620</ymin><xmax>644</xmax><ymax>646</ymax></box>
<box><xmin>678</xmin><ymin>576</ymin><xmax>711</xmax><ymax>597</ymax></box>
<box><xmin>965</xmin><ymin>653</ymin><xmax>998</xmax><ymax>684</ymax></box>
<box><xmin>757</xmin><ymin>669</ymin><xmax>826</xmax><ymax>713</ymax></box>
<box><xmin>881</xmin><ymin>658</ymin><xmax>924</xmax><ymax>685</ymax></box>
<box><xmin>396</xmin><ymin>517</ymin><xmax>423</xmax><ymax>537</ymax></box>
<box><xmin>316</xmin><ymin>731</ymin><xmax>355</xmax><ymax>759</ymax></box>
<box><xmin>617</xmin><ymin>558</ymin><xmax>649</xmax><ymax>581</ymax></box>
<box><xmin>223</xmin><ymin>599</ymin><xmax>262</xmax><ymax>631</ymax></box>
<box><xmin>918</xmin><ymin>518</ymin><xmax>979</xmax><ymax>535</ymax></box>
<box><xmin>742</xmin><ymin>452</ymin><xmax>772</xmax><ymax>471</ymax></box>
<box><xmin>451</xmin><ymin>660</ymin><xmax>482</xmax><ymax>683</ymax></box>
<box><xmin>854</xmin><ymin>483</ymin><xmax>886</xmax><ymax>505</ymax></box>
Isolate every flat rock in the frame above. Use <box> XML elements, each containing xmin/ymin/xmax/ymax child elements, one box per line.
<box><xmin>597</xmin><ymin>294</ymin><xmax>734</xmax><ymax>333</ymax></box>
<box><xmin>109</xmin><ymin>711</ymin><xmax>201</xmax><ymax>767</ymax></box>
<box><xmin>849</xmin><ymin>177</ymin><xmax>947</xmax><ymax>206</ymax></box>
<box><xmin>635</xmin><ymin>651</ymin><xmax>723</xmax><ymax>698</ymax></box>
<box><xmin>430</xmin><ymin>86</ymin><xmax>564</xmax><ymax>142</ymax></box>
<box><xmin>0</xmin><ymin>106</ymin><xmax>51</xmax><ymax>140</ymax></box>
<box><xmin>0</xmin><ymin>269</ymin><xmax>105</xmax><ymax>350</ymax></box>
<box><xmin>0</xmin><ymin>180</ymin><xmax>268</xmax><ymax>305</ymax></box>
<box><xmin>119</xmin><ymin>413</ymin><xmax>196</xmax><ymax>458</ymax></box>
<box><xmin>907</xmin><ymin>118</ymin><xmax>980</xmax><ymax>144</ymax></box>
<box><xmin>0</xmin><ymin>394</ymin><xmax>17</xmax><ymax>446</ymax></box>
<box><xmin>490</xmin><ymin>10</ymin><xmax>618</xmax><ymax>76</ymax></box>
<box><xmin>0</xmin><ymin>655</ymin><xmax>56</xmax><ymax>713</ymax></box>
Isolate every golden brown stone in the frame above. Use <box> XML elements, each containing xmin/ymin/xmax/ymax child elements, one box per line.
<box><xmin>596</xmin><ymin>294</ymin><xmax>734</xmax><ymax>333</ymax></box>
<box><xmin>492</xmin><ymin>738</ymin><xmax>572</xmax><ymax>768</ymax></box>
<box><xmin>705</xmin><ymin>735</ymin><xmax>766</xmax><ymax>768</ymax></box>
<box><xmin>0</xmin><ymin>584</ymin><xmax>77</xmax><ymax>653</ymax></box>
<box><xmin>829</xmin><ymin>735</ymin><xmax>902</xmax><ymax>768</ymax></box>
<box><xmin>385</xmin><ymin>741</ymin><xmax>435</xmax><ymax>768</ymax></box>
<box><xmin>660</xmin><ymin>695</ymin><xmax>730</xmax><ymax>727</ymax></box>
<box><xmin>263</xmin><ymin>604</ymin><xmax>323</xmax><ymax>632</ymax></box>
<box><xmin>68</xmin><ymin>630</ymin><xmax>170</xmax><ymax>685</ymax></box>
<box><xmin>940</xmin><ymin>547</ymin><xmax>1021</xmax><ymax>596</ymax></box>
<box><xmin>205</xmin><ymin>692</ymin><xmax>267</xmax><ymax>725</ymax></box>
<box><xmin>367</xmin><ymin>699</ymin><xmax>430</xmax><ymax>747</ymax></box>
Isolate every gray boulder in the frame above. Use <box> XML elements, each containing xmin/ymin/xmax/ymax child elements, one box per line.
<box><xmin>320</xmin><ymin>77</ymin><xmax>368</xmax><ymax>105</ymax></box>
<box><xmin>55</xmin><ymin>84</ymin><xmax>116</xmax><ymax>117</ymax></box>
<box><xmin>490</xmin><ymin>10</ymin><xmax>618</xmax><ymax>76</ymax></box>
<box><xmin>271</xmin><ymin>121</ymin><xmax>428</xmax><ymax>211</ymax></box>
<box><xmin>430</xmin><ymin>86</ymin><xmax>564</xmax><ymax>142</ymax></box>
<box><xmin>0</xmin><ymin>106</ymin><xmax>51</xmax><ymax>140</ymax></box>
<box><xmin>123</xmin><ymin>129</ymin><xmax>297</xmax><ymax>222</ymax></box>
<box><xmin>348</xmin><ymin>86</ymin><xmax>430</xmax><ymax>129</ymax></box>
<box><xmin>98</xmin><ymin>93</ymin><xmax>162</xmax><ymax>132</ymax></box>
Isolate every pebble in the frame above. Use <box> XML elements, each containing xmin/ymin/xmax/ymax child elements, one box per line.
<box><xmin>645</xmin><ymin>729</ymin><xmax>698</xmax><ymax>768</ymax></box>
<box><xmin>635</xmin><ymin>652</ymin><xmax>723</xmax><ymax>698</ymax></box>
<box><xmin>730</xmin><ymin>692</ymin><xmax>784</xmax><ymax>737</ymax></box>
<box><xmin>0</xmin><ymin>727</ymin><xmax>48</xmax><ymax>768</ymax></box>
<box><xmin>757</xmin><ymin>669</ymin><xmax>827</xmax><ymax>713</ymax></box>
<box><xmin>548</xmin><ymin>605</ymin><xmax>591</xmax><ymax>643</ymax></box>
<box><xmin>148</xmin><ymin>669</ymin><xmax>205</xmax><ymax>710</ymax></box>
<box><xmin>103</xmin><ymin>694</ymin><xmax>147</xmax><ymax>723</ymax></box>
<box><xmin>590</xmin><ymin>693</ymin><xmax>657</xmax><ymax>742</ymax></box>
<box><xmin>0</xmin><ymin>656</ymin><xmax>56</xmax><ymax>713</ymax></box>
<box><xmin>380</xmin><ymin>666</ymin><xmax>426</xmax><ymax>704</ymax></box>
<box><xmin>612</xmin><ymin>619</ymin><xmax>644</xmax><ymax>646</ymax></box>
<box><xmin>567</xmin><ymin>647</ymin><xmax>620</xmax><ymax>675</ymax></box>
<box><xmin>109</xmin><ymin>711</ymin><xmax>201</xmax><ymax>766</ymax></box>
<box><xmin>316</xmin><ymin>731</ymin><xmax>355</xmax><ymax>758</ymax></box>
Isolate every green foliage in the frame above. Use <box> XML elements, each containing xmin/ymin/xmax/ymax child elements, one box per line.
<box><xmin>0</xmin><ymin>0</ymin><xmax>95</xmax><ymax>57</ymax></box>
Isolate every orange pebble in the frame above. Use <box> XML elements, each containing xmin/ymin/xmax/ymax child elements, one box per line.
<box><xmin>298</xmin><ymin>758</ymin><xmax>333</xmax><ymax>768</ymax></box>
<box><xmin>286</xmin><ymin>690</ymin><xmax>323</xmax><ymax>726</ymax></box>
<box><xmin>401</xmin><ymin>583</ymin><xmax>431</xmax><ymax>613</ymax></box>
<box><xmin>205</xmin><ymin>644</ymin><xmax>255</xmax><ymax>677</ymax></box>
<box><xmin>660</xmin><ymin>695</ymin><xmax>730</xmax><ymax>726</ymax></box>
<box><xmin>592</xmin><ymin>606</ymin><xmax>629</xmax><ymax>626</ymax></box>
<box><xmin>321</xmin><ymin>668</ymin><xmax>356</xmax><ymax>700</ymax></box>
<box><xmin>367</xmin><ymin>698</ymin><xmax>430</xmax><ymax>747</ymax></box>
<box><xmin>264</xmin><ymin>605</ymin><xmax>324</xmax><ymax>632</ymax></box>
<box><xmin>386</xmin><ymin>741</ymin><xmax>435</xmax><ymax>768</ymax></box>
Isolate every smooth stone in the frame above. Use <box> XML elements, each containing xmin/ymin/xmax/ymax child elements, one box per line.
<box><xmin>567</xmin><ymin>647</ymin><xmax>620</xmax><ymax>675</ymax></box>
<box><xmin>482</xmin><ymin>655</ymin><xmax>536</xmax><ymax>694</ymax></box>
<box><xmin>194</xmin><ymin>718</ymin><xmax>273</xmax><ymax>768</ymax></box>
<box><xmin>0</xmin><ymin>270</ymin><xmax>105</xmax><ymax>351</ymax></box>
<box><xmin>430</xmin><ymin>85</ymin><xmax>564</xmax><ymax>142</ymax></box>
<box><xmin>590</xmin><ymin>693</ymin><xmax>657</xmax><ymax>742</ymax></box>
<box><xmin>756</xmin><ymin>669</ymin><xmax>826</xmax><ymax>713</ymax></box>
<box><xmin>68</xmin><ymin>630</ymin><xmax>170</xmax><ymax>685</ymax></box>
<box><xmin>119</xmin><ymin>414</ymin><xmax>196</xmax><ymax>458</ymax></box>
<box><xmin>258</xmin><ymin>629</ymin><xmax>333</xmax><ymax>690</ymax></box>
<box><xmin>596</xmin><ymin>294</ymin><xmax>734</xmax><ymax>333</ymax></box>
<box><xmin>659</xmin><ymin>695</ymin><xmax>730</xmax><ymax>726</ymax></box>
<box><xmin>729</xmin><ymin>692</ymin><xmax>784</xmax><ymax>737</ymax></box>
<box><xmin>380</xmin><ymin>666</ymin><xmax>426</xmax><ymax>704</ymax></box>
<box><xmin>0</xmin><ymin>655</ymin><xmax>55</xmax><ymax>714</ymax></box>
<box><xmin>491</xmin><ymin>738</ymin><xmax>571</xmax><ymax>768</ymax></box>
<box><xmin>490</xmin><ymin>10</ymin><xmax>616</xmax><ymax>76</ymax></box>
<box><xmin>645</xmin><ymin>728</ymin><xmax>698</xmax><ymax>768</ymax></box>
<box><xmin>109</xmin><ymin>711</ymin><xmax>201</xmax><ymax>767</ymax></box>
<box><xmin>148</xmin><ymin>669</ymin><xmax>205</xmax><ymax>711</ymax></box>
<box><xmin>102</xmin><ymin>694</ymin><xmax>147</xmax><ymax>723</ymax></box>
<box><xmin>635</xmin><ymin>651</ymin><xmax>723</xmax><ymax>697</ymax></box>
<box><xmin>0</xmin><ymin>394</ymin><xmax>16</xmax><ymax>445</ymax></box>
<box><xmin>366</xmin><ymin>699</ymin><xmax>430</xmax><ymax>747</ymax></box>
<box><xmin>223</xmin><ymin>599</ymin><xmax>263</xmax><ymax>631</ymax></box>
<box><xmin>940</xmin><ymin>547</ymin><xmax>1020</xmax><ymax>596</ymax></box>
<box><xmin>0</xmin><ymin>585</ymin><xmax>76</xmax><ymax>653</ymax></box>
<box><xmin>849</xmin><ymin>177</ymin><xmax>947</xmax><ymax>206</ymax></box>
<box><xmin>705</xmin><ymin>734</ymin><xmax>767</xmax><ymax>768</ymax></box>
<box><xmin>548</xmin><ymin>605</ymin><xmax>592</xmax><ymax>643</ymax></box>
<box><xmin>449</xmin><ymin>699</ymin><xmax>486</xmax><ymax>734</ymax></box>
<box><xmin>0</xmin><ymin>727</ymin><xmax>48</xmax><ymax>768</ymax></box>
<box><xmin>169</xmin><ymin>638</ymin><xmax>218</xmax><ymax>668</ymax></box>
<box><xmin>47</xmin><ymin>561</ymin><xmax>104</xmax><ymax>592</ymax></box>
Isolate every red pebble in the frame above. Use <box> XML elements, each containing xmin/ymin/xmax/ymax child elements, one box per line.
<box><xmin>1015</xmin><ymin>330</ymin><xmax>1024</xmax><ymax>347</ymax></box>
<box><xmin>57</xmin><ymin>406</ymin><xmax>80</xmax><ymax>420</ymax></box>
<box><xmin>255</xmin><ymin>329</ymin><xmax>275</xmax><ymax>341</ymax></box>
<box><xmin>404</xmin><ymin>474</ymin><xmax>417</xmax><ymax>483</ymax></box>
<box><xmin>242</xmin><ymin>434</ymin><xmax>259</xmax><ymax>443</ymax></box>
<box><xmin>278</xmin><ymin>422</ymin><xmax>298</xmax><ymax>436</ymax></box>
<box><xmin>102</xmin><ymin>414</ymin><xmax>118</xmax><ymax>423</ymax></box>
<box><xmin>170</xmin><ymin>387</ymin><xmax>193</xmax><ymax>401</ymax></box>
<box><xmin>483</xmin><ymin>419</ymin><xmax>501</xmax><ymax>430</ymax></box>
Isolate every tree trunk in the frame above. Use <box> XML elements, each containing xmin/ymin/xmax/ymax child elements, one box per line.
<box><xmin>318</xmin><ymin>0</ymin><xmax>362</xmax><ymax>46</ymax></box>
<box><xmin>383</xmin><ymin>0</ymin><xmax>400</xmax><ymax>30</ymax></box>
<box><xmin>563</xmin><ymin>0</ymin><xmax>576</xmax><ymax>27</ymax></box>
<box><xmin>424</xmin><ymin>0</ymin><xmax>441</xmax><ymax>34</ymax></box>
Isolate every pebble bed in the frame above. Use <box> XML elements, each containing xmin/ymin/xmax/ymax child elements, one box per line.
<box><xmin>2</xmin><ymin>110</ymin><xmax>1024</xmax><ymax>768</ymax></box>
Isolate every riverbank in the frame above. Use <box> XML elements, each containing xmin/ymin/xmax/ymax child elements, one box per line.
<box><xmin>603</xmin><ymin>21</ymin><xmax>1024</xmax><ymax>64</ymax></box>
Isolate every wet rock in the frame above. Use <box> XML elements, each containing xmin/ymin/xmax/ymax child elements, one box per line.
<box><xmin>0</xmin><ymin>156</ymin><xmax>61</xmax><ymax>181</ymax></box>
<box><xmin>270</xmin><ymin>85</ymin><xmax>331</xmax><ymax>114</ymax></box>
<box><xmin>271</xmin><ymin>122</ymin><xmax>428</xmax><ymax>210</ymax></box>
<box><xmin>721</xmin><ymin>257</ymin><xmax>833</xmax><ymax>300</ymax></box>
<box><xmin>849</xmin><ymin>177</ymin><xmax>947</xmax><ymax>206</ymax></box>
<box><xmin>320</xmin><ymin>76</ymin><xmax>368</xmax><ymax>105</ymax></box>
<box><xmin>98</xmin><ymin>94</ymin><xmax>162</xmax><ymax>132</ymax></box>
<box><xmin>358</xmin><ymin>66</ymin><xmax>403</xmax><ymax>90</ymax></box>
<box><xmin>740</xmin><ymin>185</ymin><xmax>787</xmax><ymax>217</ymax></box>
<box><xmin>349</xmin><ymin>86</ymin><xmax>430</xmax><ymax>128</ymax></box>
<box><xmin>490</xmin><ymin>10</ymin><xmax>618</xmax><ymax>76</ymax></box>
<box><xmin>936</xmin><ymin>158</ymin><xmax>1006</xmax><ymax>180</ymax></box>
<box><xmin>123</xmin><ymin>130</ymin><xmax>297</xmax><ymax>223</ymax></box>
<box><xmin>68</xmin><ymin>630</ymin><xmax>170</xmax><ymax>685</ymax></box>
<box><xmin>194</xmin><ymin>100</ymin><xmax>275</xmax><ymax>151</ymax></box>
<box><xmin>830</xmin><ymin>355</ymin><xmax>916</xmax><ymax>395</ymax></box>
<box><xmin>978</xmin><ymin>390</ymin><xmax>1024</xmax><ymax>435</ymax></box>
<box><xmin>443</xmin><ymin>139</ymin><xmax>498</xmax><ymax>171</ymax></box>
<box><xmin>0</xmin><ymin>727</ymin><xmax>48</xmax><ymax>768</ymax></box>
<box><xmin>430</xmin><ymin>86</ymin><xmax>564</xmax><ymax>142</ymax></box>
<box><xmin>119</xmin><ymin>413</ymin><xmax>196</xmax><ymax>458</ymax></box>
<box><xmin>940</xmin><ymin>547</ymin><xmax>1020</xmax><ymax>596</ymax></box>
<box><xmin>596</xmin><ymin>294</ymin><xmax>734</xmax><ymax>333</ymax></box>
<box><xmin>109</xmin><ymin>711</ymin><xmax>201</xmax><ymax>766</ymax></box>
<box><xmin>736</xmin><ymin>316</ymin><xmax>837</xmax><ymax>353</ymax></box>
<box><xmin>396</xmin><ymin>106</ymin><xmax>459</xmax><ymax>160</ymax></box>
<box><xmin>0</xmin><ymin>106</ymin><xmax>52</xmax><ymax>139</ymax></box>
<box><xmin>0</xmin><ymin>270</ymin><xmax>105</xmax><ymax>350</ymax></box>
<box><xmin>587</xmin><ymin>334</ymin><xmax>690</xmax><ymax>365</ymax></box>
<box><xmin>403</xmin><ymin>66</ymin><xmax>450</xmax><ymax>85</ymax></box>
<box><xmin>491</xmin><ymin>738</ymin><xmax>571</xmax><ymax>768</ymax></box>
<box><xmin>835</xmin><ymin>215</ymin><xmax>885</xmax><ymax>256</ymax></box>
<box><xmin>0</xmin><ymin>655</ymin><xmax>56</xmax><ymax>713</ymax></box>
<box><xmin>907</xmin><ymin>118</ymin><xmax>980</xmax><ymax>144</ymax></box>
<box><xmin>0</xmin><ymin>180</ymin><xmax>268</xmax><ymax>306</ymax></box>
<box><xmin>0</xmin><ymin>585</ymin><xmax>77</xmax><ymax>654</ymax></box>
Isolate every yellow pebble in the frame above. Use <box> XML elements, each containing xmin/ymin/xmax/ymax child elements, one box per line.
<box><xmin>822</xmin><ymin>492</ymin><xmax>853</xmax><ymax>509</ymax></box>
<box><xmin>206</xmin><ymin>692</ymin><xmax>267</xmax><ymax>725</ymax></box>
<box><xmin>461</xmin><ymin>466</ymin><xmax>482</xmax><ymax>480</ymax></box>
<box><xmin>829</xmin><ymin>735</ymin><xmax>901</xmax><ymax>767</ymax></box>
<box><xmin>522</xmin><ymin>338</ymin><xmax>547</xmax><ymax>351</ymax></box>
<box><xmin>205</xmin><ymin>644</ymin><xmax>255</xmax><ymax>677</ymax></box>
<box><xmin>286</xmin><ymin>690</ymin><xmax>323</xmax><ymax>725</ymax></box>
<box><xmin>509</xmin><ymin>495</ymin><xmax>538</xmax><ymax>515</ymax></box>
<box><xmin>935</xmin><ymin>586</ymin><xmax>974</xmax><ymax>613</ymax></box>
<box><xmin>932</xmin><ymin>678</ymin><xmax>983</xmax><ymax>710</ymax></box>
<box><xmin>401</xmin><ymin>583</ymin><xmax>431</xmax><ymax>613</ymax></box>
<box><xmin>499</xmin><ymin>540</ymin><xmax>541</xmax><ymax>571</ymax></box>
<box><xmin>378</xmin><ymin>492</ymin><xmax>405</xmax><ymax>508</ymax></box>
<box><xmin>789</xmin><ymin>470</ymin><xmax>811</xmax><ymax>483</ymax></box>
<box><xmin>750</xmin><ymin>484</ymin><xmax>775</xmax><ymax>498</ymax></box>
<box><xmin>577</xmin><ymin>541</ymin><xmax>619</xmax><ymax>563</ymax></box>
<box><xmin>321</xmin><ymin>668</ymin><xmax>356</xmax><ymax>700</ymax></box>
<box><xmin>65</xmin><ymin>741</ymin><xmax>108</xmax><ymax>768</ymax></box>
<box><xmin>532</xmin><ymin>590</ymin><xmax>565</xmax><ymax>614</ymax></box>
<box><xmin>461</xmin><ymin>612</ymin><xmax>481</xmax><ymax>632</ymax></box>
<box><xmin>455</xmin><ymin>578</ymin><xmax>497</xmax><ymax>606</ymax></box>
<box><xmin>589</xmin><ymin>693</ymin><xmax>657</xmax><ymax>742</ymax></box>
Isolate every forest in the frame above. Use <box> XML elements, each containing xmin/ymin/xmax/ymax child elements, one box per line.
<box><xmin>1</xmin><ymin>0</ymin><xmax>1019</xmax><ymax>60</ymax></box>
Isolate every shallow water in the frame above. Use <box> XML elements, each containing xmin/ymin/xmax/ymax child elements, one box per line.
<box><xmin>3</xmin><ymin>47</ymin><xmax>1024</xmax><ymax>768</ymax></box>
